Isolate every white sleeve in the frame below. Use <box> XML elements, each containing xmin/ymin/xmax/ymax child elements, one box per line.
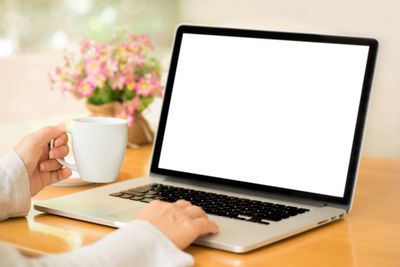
<box><xmin>0</xmin><ymin>151</ymin><xmax>31</xmax><ymax>221</ymax></box>
<box><xmin>0</xmin><ymin>152</ymin><xmax>193</xmax><ymax>266</ymax></box>
<box><xmin>0</xmin><ymin>220</ymin><xmax>194</xmax><ymax>267</ymax></box>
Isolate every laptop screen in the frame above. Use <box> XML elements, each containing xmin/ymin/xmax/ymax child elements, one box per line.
<box><xmin>152</xmin><ymin>26</ymin><xmax>377</xmax><ymax>203</ymax></box>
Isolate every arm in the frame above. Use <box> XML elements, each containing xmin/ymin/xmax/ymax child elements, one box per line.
<box><xmin>0</xmin><ymin>151</ymin><xmax>31</xmax><ymax>221</ymax></box>
<box><xmin>0</xmin><ymin>125</ymin><xmax>218</xmax><ymax>266</ymax></box>
<box><xmin>0</xmin><ymin>220</ymin><xmax>194</xmax><ymax>267</ymax></box>
<box><xmin>0</xmin><ymin>124</ymin><xmax>70</xmax><ymax>221</ymax></box>
<box><xmin>0</xmin><ymin>199</ymin><xmax>216</xmax><ymax>267</ymax></box>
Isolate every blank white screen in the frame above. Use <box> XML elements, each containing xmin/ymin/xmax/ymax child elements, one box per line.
<box><xmin>159</xmin><ymin>33</ymin><xmax>369</xmax><ymax>197</ymax></box>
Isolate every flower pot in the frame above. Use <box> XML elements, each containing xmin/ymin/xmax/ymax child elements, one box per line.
<box><xmin>85</xmin><ymin>101</ymin><xmax>154</xmax><ymax>148</ymax></box>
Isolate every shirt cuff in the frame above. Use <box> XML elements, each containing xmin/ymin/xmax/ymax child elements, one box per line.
<box><xmin>2</xmin><ymin>151</ymin><xmax>31</xmax><ymax>218</ymax></box>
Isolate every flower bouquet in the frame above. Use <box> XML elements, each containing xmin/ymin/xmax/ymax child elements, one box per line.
<box><xmin>49</xmin><ymin>31</ymin><xmax>163</xmax><ymax>147</ymax></box>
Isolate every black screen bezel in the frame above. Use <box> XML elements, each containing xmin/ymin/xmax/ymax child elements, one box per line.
<box><xmin>150</xmin><ymin>25</ymin><xmax>378</xmax><ymax>205</ymax></box>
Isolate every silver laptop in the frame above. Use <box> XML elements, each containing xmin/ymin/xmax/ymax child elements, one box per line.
<box><xmin>34</xmin><ymin>25</ymin><xmax>378</xmax><ymax>253</ymax></box>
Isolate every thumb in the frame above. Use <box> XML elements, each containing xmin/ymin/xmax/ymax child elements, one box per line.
<box><xmin>33</xmin><ymin>123</ymin><xmax>66</xmax><ymax>147</ymax></box>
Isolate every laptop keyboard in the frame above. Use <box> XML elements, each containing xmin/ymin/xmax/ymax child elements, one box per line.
<box><xmin>109</xmin><ymin>183</ymin><xmax>309</xmax><ymax>225</ymax></box>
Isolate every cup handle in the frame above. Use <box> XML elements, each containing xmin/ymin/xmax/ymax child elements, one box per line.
<box><xmin>50</xmin><ymin>128</ymin><xmax>78</xmax><ymax>172</ymax></box>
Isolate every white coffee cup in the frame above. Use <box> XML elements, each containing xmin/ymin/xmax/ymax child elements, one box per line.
<box><xmin>51</xmin><ymin>117</ymin><xmax>128</xmax><ymax>183</ymax></box>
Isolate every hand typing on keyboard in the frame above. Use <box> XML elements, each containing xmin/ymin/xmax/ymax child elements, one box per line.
<box><xmin>111</xmin><ymin>183</ymin><xmax>310</xmax><ymax>226</ymax></box>
<box><xmin>135</xmin><ymin>199</ymin><xmax>219</xmax><ymax>250</ymax></box>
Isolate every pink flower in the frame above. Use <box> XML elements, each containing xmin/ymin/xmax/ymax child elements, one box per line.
<box><xmin>105</xmin><ymin>59</ymin><xmax>118</xmax><ymax>75</ymax></box>
<box><xmin>56</xmin><ymin>80</ymin><xmax>74</xmax><ymax>94</ymax></box>
<box><xmin>123</xmin><ymin>96</ymin><xmax>140</xmax><ymax>113</ymax></box>
<box><xmin>94</xmin><ymin>43</ymin><xmax>106</xmax><ymax>52</ymax></box>
<box><xmin>73</xmin><ymin>64</ymin><xmax>84</xmax><ymax>79</ymax></box>
<box><xmin>151</xmin><ymin>80</ymin><xmax>163</xmax><ymax>97</ymax></box>
<box><xmin>85</xmin><ymin>59</ymin><xmax>102</xmax><ymax>75</ymax></box>
<box><xmin>51</xmin><ymin>32</ymin><xmax>161</xmax><ymax>110</ymax></box>
<box><xmin>125</xmin><ymin>43</ymin><xmax>141</xmax><ymax>54</ymax></box>
<box><xmin>80</xmin><ymin>39</ymin><xmax>89</xmax><ymax>53</ymax></box>
<box><xmin>135</xmin><ymin>77</ymin><xmax>154</xmax><ymax>97</ymax></box>
<box><xmin>98</xmin><ymin>46</ymin><xmax>111</xmax><ymax>62</ymax></box>
<box><xmin>129</xmin><ymin>53</ymin><xmax>145</xmax><ymax>66</ymax></box>
<box><xmin>137</xmin><ymin>73</ymin><xmax>163</xmax><ymax>97</ymax></box>
<box><xmin>116</xmin><ymin>109</ymin><xmax>135</xmax><ymax>127</ymax></box>
<box><xmin>128</xmin><ymin>32</ymin><xmax>138</xmax><ymax>41</ymax></box>
<box><xmin>112</xmin><ymin>74</ymin><xmax>125</xmax><ymax>90</ymax></box>
<box><xmin>77</xmin><ymin>77</ymin><xmax>96</xmax><ymax>97</ymax></box>
<box><xmin>48</xmin><ymin>73</ymin><xmax>54</xmax><ymax>84</ymax></box>
<box><xmin>123</xmin><ymin>66</ymin><xmax>135</xmax><ymax>90</ymax></box>
<box><xmin>125</xmin><ymin>65</ymin><xmax>134</xmax><ymax>79</ymax></box>
<box><xmin>126</xmin><ymin>81</ymin><xmax>135</xmax><ymax>91</ymax></box>
<box><xmin>139</xmin><ymin>34</ymin><xmax>154</xmax><ymax>51</ymax></box>
<box><xmin>114</xmin><ymin>44</ymin><xmax>129</xmax><ymax>61</ymax></box>
<box><xmin>149</xmin><ymin>71</ymin><xmax>161</xmax><ymax>82</ymax></box>
<box><xmin>84</xmin><ymin>50</ymin><xmax>99</xmax><ymax>61</ymax></box>
<box><xmin>93</xmin><ymin>72</ymin><xmax>106</xmax><ymax>88</ymax></box>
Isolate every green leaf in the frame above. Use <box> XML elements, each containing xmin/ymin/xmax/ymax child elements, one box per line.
<box><xmin>121</xmin><ymin>89</ymin><xmax>136</xmax><ymax>102</ymax></box>
<box><xmin>88</xmin><ymin>84</ymin><xmax>123</xmax><ymax>105</ymax></box>
<box><xmin>138</xmin><ymin>96</ymin><xmax>154</xmax><ymax>112</ymax></box>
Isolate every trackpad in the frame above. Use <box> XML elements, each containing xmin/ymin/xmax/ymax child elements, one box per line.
<box><xmin>108</xmin><ymin>207</ymin><xmax>143</xmax><ymax>223</ymax></box>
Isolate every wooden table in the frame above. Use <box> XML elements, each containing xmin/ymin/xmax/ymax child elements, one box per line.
<box><xmin>1</xmin><ymin>145</ymin><xmax>399</xmax><ymax>266</ymax></box>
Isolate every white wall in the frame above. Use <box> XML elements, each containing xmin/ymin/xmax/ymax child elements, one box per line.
<box><xmin>180</xmin><ymin>0</ymin><xmax>400</xmax><ymax>159</ymax></box>
<box><xmin>0</xmin><ymin>55</ymin><xmax>86</xmax><ymax>124</ymax></box>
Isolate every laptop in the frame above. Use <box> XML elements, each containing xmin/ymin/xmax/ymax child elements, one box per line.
<box><xmin>34</xmin><ymin>25</ymin><xmax>378</xmax><ymax>253</ymax></box>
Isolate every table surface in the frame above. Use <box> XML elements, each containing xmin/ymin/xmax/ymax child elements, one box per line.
<box><xmin>1</xmin><ymin>145</ymin><xmax>399</xmax><ymax>266</ymax></box>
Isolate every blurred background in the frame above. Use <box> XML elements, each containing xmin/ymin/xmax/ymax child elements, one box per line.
<box><xmin>0</xmin><ymin>0</ymin><xmax>399</xmax><ymax>160</ymax></box>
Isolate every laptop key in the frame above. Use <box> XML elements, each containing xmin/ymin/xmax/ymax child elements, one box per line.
<box><xmin>260</xmin><ymin>215</ymin><xmax>282</xmax><ymax>222</ymax></box>
<box><xmin>225</xmin><ymin>212</ymin><xmax>238</xmax><ymax>218</ymax></box>
<box><xmin>273</xmin><ymin>204</ymin><xmax>286</xmax><ymax>209</ymax></box>
<box><xmin>297</xmin><ymin>208</ymin><xmax>310</xmax><ymax>214</ymax></box>
<box><xmin>121</xmin><ymin>191</ymin><xmax>144</xmax><ymax>196</ymax></box>
<box><xmin>109</xmin><ymin>192</ymin><xmax>123</xmax><ymax>197</ymax></box>
<box><xmin>134</xmin><ymin>187</ymin><xmax>152</xmax><ymax>193</ymax></box>
<box><xmin>247</xmin><ymin>218</ymin><xmax>270</xmax><ymax>225</ymax></box>
<box><xmin>120</xmin><ymin>194</ymin><xmax>133</xmax><ymax>199</ymax></box>
<box><xmin>140</xmin><ymin>198</ymin><xmax>154</xmax><ymax>203</ymax></box>
<box><xmin>130</xmin><ymin>196</ymin><xmax>144</xmax><ymax>201</ymax></box>
<box><xmin>260</xmin><ymin>220</ymin><xmax>270</xmax><ymax>225</ymax></box>
<box><xmin>238</xmin><ymin>214</ymin><xmax>251</xmax><ymax>220</ymax></box>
